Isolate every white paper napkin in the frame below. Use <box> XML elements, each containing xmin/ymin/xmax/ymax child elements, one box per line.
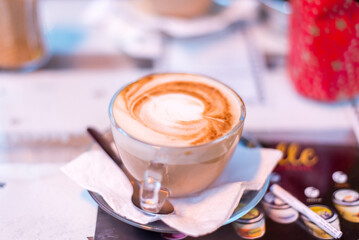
<box><xmin>62</xmin><ymin>144</ymin><xmax>282</xmax><ymax>237</ymax></box>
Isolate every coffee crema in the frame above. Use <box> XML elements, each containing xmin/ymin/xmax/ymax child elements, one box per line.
<box><xmin>112</xmin><ymin>73</ymin><xmax>243</xmax><ymax>146</ymax></box>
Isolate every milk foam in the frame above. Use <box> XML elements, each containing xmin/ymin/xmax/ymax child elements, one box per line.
<box><xmin>145</xmin><ymin>94</ymin><xmax>204</xmax><ymax>122</ymax></box>
<box><xmin>112</xmin><ymin>73</ymin><xmax>243</xmax><ymax>146</ymax></box>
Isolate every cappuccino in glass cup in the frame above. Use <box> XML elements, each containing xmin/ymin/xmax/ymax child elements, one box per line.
<box><xmin>109</xmin><ymin>73</ymin><xmax>245</xmax><ymax>212</ymax></box>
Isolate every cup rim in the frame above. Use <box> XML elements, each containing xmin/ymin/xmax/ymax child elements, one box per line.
<box><xmin>108</xmin><ymin>72</ymin><xmax>246</xmax><ymax>149</ymax></box>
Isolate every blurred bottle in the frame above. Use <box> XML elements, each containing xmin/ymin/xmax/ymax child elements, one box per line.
<box><xmin>0</xmin><ymin>0</ymin><xmax>48</xmax><ymax>71</ymax></box>
<box><xmin>149</xmin><ymin>0</ymin><xmax>213</xmax><ymax>18</ymax></box>
<box><xmin>289</xmin><ymin>0</ymin><xmax>359</xmax><ymax>102</ymax></box>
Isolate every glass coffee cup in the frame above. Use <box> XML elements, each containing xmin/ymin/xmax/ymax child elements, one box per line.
<box><xmin>109</xmin><ymin>73</ymin><xmax>246</xmax><ymax>213</ymax></box>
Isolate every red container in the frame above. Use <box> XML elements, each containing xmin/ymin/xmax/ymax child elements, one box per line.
<box><xmin>289</xmin><ymin>0</ymin><xmax>359</xmax><ymax>102</ymax></box>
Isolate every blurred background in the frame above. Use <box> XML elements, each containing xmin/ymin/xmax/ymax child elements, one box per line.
<box><xmin>2</xmin><ymin>1</ymin><xmax>359</xmax><ymax>239</ymax></box>
<box><xmin>0</xmin><ymin>0</ymin><xmax>358</xmax><ymax>164</ymax></box>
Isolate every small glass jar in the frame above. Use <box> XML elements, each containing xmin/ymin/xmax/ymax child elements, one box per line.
<box><xmin>262</xmin><ymin>192</ymin><xmax>299</xmax><ymax>224</ymax></box>
<box><xmin>301</xmin><ymin>205</ymin><xmax>340</xmax><ymax>240</ymax></box>
<box><xmin>332</xmin><ymin>189</ymin><xmax>359</xmax><ymax>223</ymax></box>
<box><xmin>232</xmin><ymin>207</ymin><xmax>265</xmax><ymax>239</ymax></box>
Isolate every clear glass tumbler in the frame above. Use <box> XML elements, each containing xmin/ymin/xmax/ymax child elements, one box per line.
<box><xmin>0</xmin><ymin>0</ymin><xmax>48</xmax><ymax>71</ymax></box>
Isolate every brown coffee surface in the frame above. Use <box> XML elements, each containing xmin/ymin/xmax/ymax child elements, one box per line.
<box><xmin>113</xmin><ymin>73</ymin><xmax>242</xmax><ymax>146</ymax></box>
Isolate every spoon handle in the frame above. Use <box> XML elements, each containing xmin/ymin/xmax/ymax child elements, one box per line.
<box><xmin>87</xmin><ymin>127</ymin><xmax>123</xmax><ymax>168</ymax></box>
<box><xmin>87</xmin><ymin>127</ymin><xmax>137</xmax><ymax>183</ymax></box>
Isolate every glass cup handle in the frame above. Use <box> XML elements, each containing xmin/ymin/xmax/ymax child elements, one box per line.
<box><xmin>140</xmin><ymin>162</ymin><xmax>167</xmax><ymax>213</ymax></box>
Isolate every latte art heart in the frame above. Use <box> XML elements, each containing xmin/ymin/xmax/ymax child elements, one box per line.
<box><xmin>112</xmin><ymin>73</ymin><xmax>243</xmax><ymax>146</ymax></box>
<box><xmin>138</xmin><ymin>93</ymin><xmax>205</xmax><ymax>136</ymax></box>
<box><xmin>143</xmin><ymin>94</ymin><xmax>204</xmax><ymax>122</ymax></box>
